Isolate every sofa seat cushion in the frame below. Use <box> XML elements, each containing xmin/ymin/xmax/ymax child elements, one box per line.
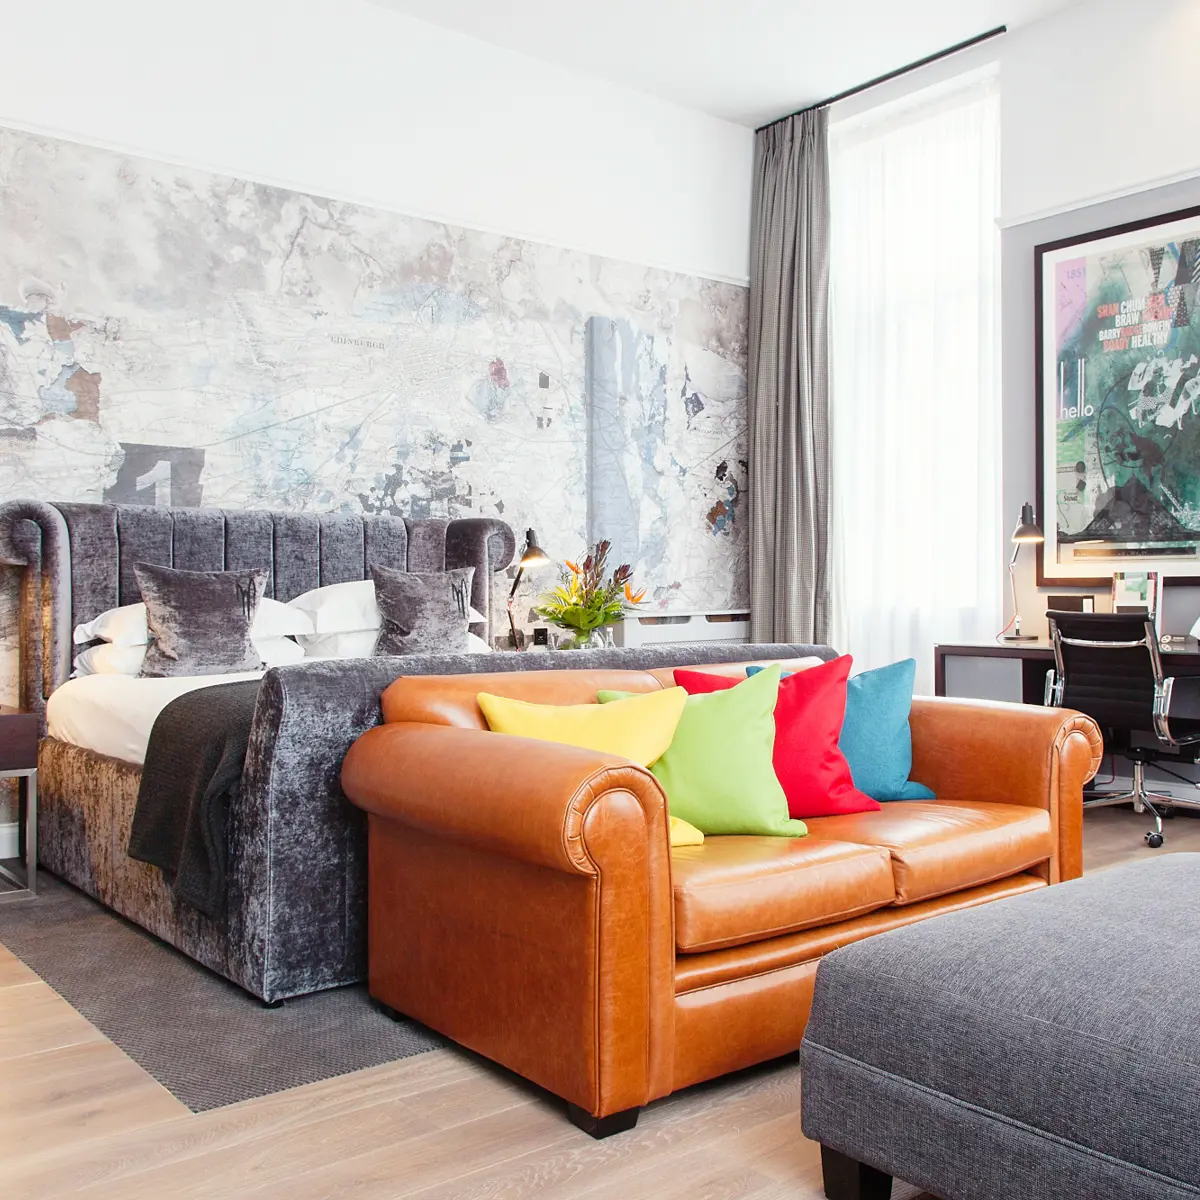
<box><xmin>670</xmin><ymin>836</ymin><xmax>895</xmax><ymax>953</ymax></box>
<box><xmin>804</xmin><ymin>800</ymin><xmax>1053</xmax><ymax>905</ymax></box>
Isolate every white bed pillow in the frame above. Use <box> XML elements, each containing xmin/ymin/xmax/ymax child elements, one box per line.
<box><xmin>72</xmin><ymin>643</ymin><xmax>148</xmax><ymax>677</ymax></box>
<box><xmin>287</xmin><ymin>578</ymin><xmax>485</xmax><ymax>635</ymax></box>
<box><xmin>300</xmin><ymin>629</ymin><xmax>492</xmax><ymax>660</ymax></box>
<box><xmin>73</xmin><ymin>634</ymin><xmax>305</xmax><ymax>676</ymax></box>
<box><xmin>296</xmin><ymin>629</ymin><xmax>379</xmax><ymax>660</ymax></box>
<box><xmin>257</xmin><ymin>599</ymin><xmax>315</xmax><ymax>639</ymax></box>
<box><xmin>74</xmin><ymin>596</ymin><xmax>314</xmax><ymax>647</ymax></box>
<box><xmin>73</xmin><ymin>603</ymin><xmax>148</xmax><ymax>647</ymax></box>
<box><xmin>254</xmin><ymin>636</ymin><xmax>308</xmax><ymax>668</ymax></box>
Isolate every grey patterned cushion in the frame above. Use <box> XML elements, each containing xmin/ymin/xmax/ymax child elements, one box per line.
<box><xmin>135</xmin><ymin>562</ymin><xmax>268</xmax><ymax>678</ymax></box>
<box><xmin>371</xmin><ymin>565</ymin><xmax>474</xmax><ymax>655</ymax></box>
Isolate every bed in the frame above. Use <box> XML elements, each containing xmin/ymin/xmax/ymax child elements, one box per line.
<box><xmin>0</xmin><ymin>500</ymin><xmax>517</xmax><ymax>1002</ymax></box>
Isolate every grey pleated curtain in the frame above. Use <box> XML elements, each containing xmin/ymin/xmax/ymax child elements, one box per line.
<box><xmin>747</xmin><ymin>108</ymin><xmax>831</xmax><ymax>644</ymax></box>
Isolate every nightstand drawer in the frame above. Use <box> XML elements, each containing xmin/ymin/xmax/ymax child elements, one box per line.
<box><xmin>0</xmin><ymin>708</ymin><xmax>38</xmax><ymax>772</ymax></box>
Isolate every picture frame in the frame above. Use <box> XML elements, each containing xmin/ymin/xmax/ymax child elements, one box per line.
<box><xmin>1035</xmin><ymin>204</ymin><xmax>1200</xmax><ymax>587</ymax></box>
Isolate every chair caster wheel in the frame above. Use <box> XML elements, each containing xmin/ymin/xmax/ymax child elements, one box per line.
<box><xmin>1146</xmin><ymin>832</ymin><xmax>1164</xmax><ymax>848</ymax></box>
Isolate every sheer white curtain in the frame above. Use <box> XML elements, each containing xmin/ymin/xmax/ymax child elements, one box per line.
<box><xmin>828</xmin><ymin>73</ymin><xmax>1001</xmax><ymax>693</ymax></box>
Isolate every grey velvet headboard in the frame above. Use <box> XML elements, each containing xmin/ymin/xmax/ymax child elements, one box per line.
<box><xmin>0</xmin><ymin>500</ymin><xmax>516</xmax><ymax>718</ymax></box>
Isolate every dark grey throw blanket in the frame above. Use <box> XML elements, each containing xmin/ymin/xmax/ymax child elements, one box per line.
<box><xmin>128</xmin><ymin>680</ymin><xmax>262</xmax><ymax>919</ymax></box>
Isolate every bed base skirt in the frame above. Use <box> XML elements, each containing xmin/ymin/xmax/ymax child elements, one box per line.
<box><xmin>38</xmin><ymin>737</ymin><xmax>237</xmax><ymax>980</ymax></box>
<box><xmin>37</xmin><ymin>737</ymin><xmax>368</xmax><ymax>999</ymax></box>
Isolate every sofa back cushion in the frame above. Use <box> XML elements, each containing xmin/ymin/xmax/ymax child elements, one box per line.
<box><xmin>380</xmin><ymin>656</ymin><xmax>830</xmax><ymax>729</ymax></box>
<box><xmin>381</xmin><ymin>668</ymin><xmax>664</xmax><ymax>727</ymax></box>
<box><xmin>645</xmin><ymin>657</ymin><xmax>822</xmax><ymax>689</ymax></box>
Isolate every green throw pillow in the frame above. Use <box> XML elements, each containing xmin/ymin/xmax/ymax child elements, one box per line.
<box><xmin>598</xmin><ymin>663</ymin><xmax>807</xmax><ymax>838</ymax></box>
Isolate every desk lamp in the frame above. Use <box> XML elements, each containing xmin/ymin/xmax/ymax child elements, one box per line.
<box><xmin>507</xmin><ymin>529</ymin><xmax>550</xmax><ymax>648</ymax></box>
<box><xmin>1005</xmin><ymin>502</ymin><xmax>1044</xmax><ymax>642</ymax></box>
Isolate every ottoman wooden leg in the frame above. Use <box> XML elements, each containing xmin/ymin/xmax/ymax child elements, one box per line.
<box><xmin>820</xmin><ymin>1145</ymin><xmax>893</xmax><ymax>1200</ymax></box>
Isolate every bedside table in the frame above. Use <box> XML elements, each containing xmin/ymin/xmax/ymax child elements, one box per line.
<box><xmin>0</xmin><ymin>707</ymin><xmax>38</xmax><ymax>903</ymax></box>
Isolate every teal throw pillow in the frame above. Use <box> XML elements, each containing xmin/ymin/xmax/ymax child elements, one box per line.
<box><xmin>748</xmin><ymin>659</ymin><xmax>934</xmax><ymax>801</ymax></box>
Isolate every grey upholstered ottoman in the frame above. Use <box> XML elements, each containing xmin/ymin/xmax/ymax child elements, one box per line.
<box><xmin>801</xmin><ymin>856</ymin><xmax>1200</xmax><ymax>1200</ymax></box>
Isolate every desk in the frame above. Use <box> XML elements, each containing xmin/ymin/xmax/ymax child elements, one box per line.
<box><xmin>934</xmin><ymin>639</ymin><xmax>1200</xmax><ymax>705</ymax></box>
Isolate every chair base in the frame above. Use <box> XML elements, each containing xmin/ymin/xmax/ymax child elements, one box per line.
<box><xmin>566</xmin><ymin>1103</ymin><xmax>640</xmax><ymax>1139</ymax></box>
<box><xmin>1081</xmin><ymin>759</ymin><xmax>1200</xmax><ymax>846</ymax></box>
<box><xmin>820</xmin><ymin>1145</ymin><xmax>893</xmax><ymax>1200</ymax></box>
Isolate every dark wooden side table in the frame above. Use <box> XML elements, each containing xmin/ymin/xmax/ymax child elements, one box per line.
<box><xmin>0</xmin><ymin>707</ymin><xmax>38</xmax><ymax>903</ymax></box>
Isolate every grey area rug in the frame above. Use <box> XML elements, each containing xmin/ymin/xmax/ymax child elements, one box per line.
<box><xmin>0</xmin><ymin>872</ymin><xmax>442</xmax><ymax>1111</ymax></box>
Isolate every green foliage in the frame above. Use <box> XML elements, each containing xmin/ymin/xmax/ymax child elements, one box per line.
<box><xmin>534</xmin><ymin>539</ymin><xmax>644</xmax><ymax>635</ymax></box>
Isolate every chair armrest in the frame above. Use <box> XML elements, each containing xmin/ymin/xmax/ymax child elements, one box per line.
<box><xmin>910</xmin><ymin>697</ymin><xmax>1103</xmax><ymax>881</ymax></box>
<box><xmin>1156</xmin><ymin>675</ymin><xmax>1200</xmax><ymax>747</ymax></box>
<box><xmin>342</xmin><ymin>722</ymin><xmax>668</xmax><ymax>873</ymax></box>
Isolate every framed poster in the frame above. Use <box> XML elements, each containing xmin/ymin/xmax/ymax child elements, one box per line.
<box><xmin>1036</xmin><ymin>205</ymin><xmax>1200</xmax><ymax>586</ymax></box>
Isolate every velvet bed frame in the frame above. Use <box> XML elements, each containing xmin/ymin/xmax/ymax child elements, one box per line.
<box><xmin>0</xmin><ymin>499</ymin><xmax>829</xmax><ymax>1003</ymax></box>
<box><xmin>0</xmin><ymin>500</ymin><xmax>516</xmax><ymax>1001</ymax></box>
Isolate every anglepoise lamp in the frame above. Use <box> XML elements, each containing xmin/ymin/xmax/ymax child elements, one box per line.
<box><xmin>1005</xmin><ymin>502</ymin><xmax>1044</xmax><ymax>642</ymax></box>
<box><xmin>508</xmin><ymin>528</ymin><xmax>550</xmax><ymax>648</ymax></box>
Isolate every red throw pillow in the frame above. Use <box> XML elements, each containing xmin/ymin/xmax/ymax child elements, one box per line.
<box><xmin>673</xmin><ymin>660</ymin><xmax>880</xmax><ymax>819</ymax></box>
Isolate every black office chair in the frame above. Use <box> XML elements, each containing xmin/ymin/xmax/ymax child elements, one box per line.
<box><xmin>1046</xmin><ymin>611</ymin><xmax>1200</xmax><ymax>847</ymax></box>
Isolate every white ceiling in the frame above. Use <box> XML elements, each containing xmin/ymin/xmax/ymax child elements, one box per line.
<box><xmin>373</xmin><ymin>0</ymin><xmax>1082</xmax><ymax>127</ymax></box>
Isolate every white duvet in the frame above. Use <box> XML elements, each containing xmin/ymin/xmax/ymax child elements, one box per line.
<box><xmin>46</xmin><ymin>671</ymin><xmax>265</xmax><ymax>766</ymax></box>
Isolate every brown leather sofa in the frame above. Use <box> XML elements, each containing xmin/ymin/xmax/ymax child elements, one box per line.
<box><xmin>341</xmin><ymin>658</ymin><xmax>1102</xmax><ymax>1137</ymax></box>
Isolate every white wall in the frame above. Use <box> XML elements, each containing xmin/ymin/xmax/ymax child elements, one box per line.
<box><xmin>1001</xmin><ymin>0</ymin><xmax>1200</xmax><ymax>226</ymax></box>
<box><xmin>834</xmin><ymin>0</ymin><xmax>1200</xmax><ymax>228</ymax></box>
<box><xmin>835</xmin><ymin>0</ymin><xmax>1200</xmax><ymax>645</ymax></box>
<box><xmin>998</xmin><ymin>0</ymin><xmax>1200</xmax><ymax>636</ymax></box>
<box><xmin>1002</xmin><ymin>175</ymin><xmax>1200</xmax><ymax>641</ymax></box>
<box><xmin>0</xmin><ymin>0</ymin><xmax>753</xmax><ymax>284</ymax></box>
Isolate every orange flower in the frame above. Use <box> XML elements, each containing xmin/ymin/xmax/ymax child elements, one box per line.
<box><xmin>565</xmin><ymin>560</ymin><xmax>580</xmax><ymax>574</ymax></box>
<box><xmin>624</xmin><ymin>584</ymin><xmax>646</xmax><ymax>604</ymax></box>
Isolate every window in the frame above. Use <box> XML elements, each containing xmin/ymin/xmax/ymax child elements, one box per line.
<box><xmin>829</xmin><ymin>72</ymin><xmax>1001</xmax><ymax>690</ymax></box>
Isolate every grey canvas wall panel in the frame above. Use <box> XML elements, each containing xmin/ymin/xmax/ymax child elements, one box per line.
<box><xmin>587</xmin><ymin>316</ymin><xmax>748</xmax><ymax>608</ymax></box>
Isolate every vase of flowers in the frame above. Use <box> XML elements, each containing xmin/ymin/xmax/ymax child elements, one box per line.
<box><xmin>534</xmin><ymin>540</ymin><xmax>645</xmax><ymax>649</ymax></box>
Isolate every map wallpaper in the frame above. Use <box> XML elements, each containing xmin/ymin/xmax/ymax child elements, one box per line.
<box><xmin>0</xmin><ymin>126</ymin><xmax>749</xmax><ymax>706</ymax></box>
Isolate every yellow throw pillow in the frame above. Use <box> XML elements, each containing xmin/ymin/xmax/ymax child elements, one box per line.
<box><xmin>476</xmin><ymin>686</ymin><xmax>687</xmax><ymax>768</ymax></box>
<box><xmin>669</xmin><ymin>816</ymin><xmax>704</xmax><ymax>847</ymax></box>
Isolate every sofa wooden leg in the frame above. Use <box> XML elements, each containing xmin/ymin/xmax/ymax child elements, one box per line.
<box><xmin>566</xmin><ymin>1103</ymin><xmax>640</xmax><ymax>1138</ymax></box>
<box><xmin>820</xmin><ymin>1145</ymin><xmax>892</xmax><ymax>1200</ymax></box>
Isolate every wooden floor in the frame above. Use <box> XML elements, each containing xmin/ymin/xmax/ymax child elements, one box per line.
<box><xmin>2</xmin><ymin>806</ymin><xmax>1195</xmax><ymax>1199</ymax></box>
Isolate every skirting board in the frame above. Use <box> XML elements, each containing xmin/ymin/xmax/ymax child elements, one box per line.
<box><xmin>0</xmin><ymin>822</ymin><xmax>16</xmax><ymax>860</ymax></box>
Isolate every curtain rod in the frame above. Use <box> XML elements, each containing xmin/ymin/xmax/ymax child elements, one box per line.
<box><xmin>754</xmin><ymin>25</ymin><xmax>1006</xmax><ymax>133</ymax></box>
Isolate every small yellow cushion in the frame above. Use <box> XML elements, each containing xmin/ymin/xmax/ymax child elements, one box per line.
<box><xmin>476</xmin><ymin>686</ymin><xmax>687</xmax><ymax>767</ymax></box>
<box><xmin>669</xmin><ymin>816</ymin><xmax>704</xmax><ymax>847</ymax></box>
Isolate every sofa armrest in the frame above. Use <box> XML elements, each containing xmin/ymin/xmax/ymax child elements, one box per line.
<box><xmin>910</xmin><ymin>697</ymin><xmax>1103</xmax><ymax>881</ymax></box>
<box><xmin>341</xmin><ymin>721</ymin><xmax>677</xmax><ymax>1117</ymax></box>
<box><xmin>343</xmin><ymin>722</ymin><xmax>666</xmax><ymax>873</ymax></box>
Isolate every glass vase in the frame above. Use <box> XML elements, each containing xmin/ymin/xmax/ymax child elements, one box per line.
<box><xmin>559</xmin><ymin>629</ymin><xmax>608</xmax><ymax>650</ymax></box>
